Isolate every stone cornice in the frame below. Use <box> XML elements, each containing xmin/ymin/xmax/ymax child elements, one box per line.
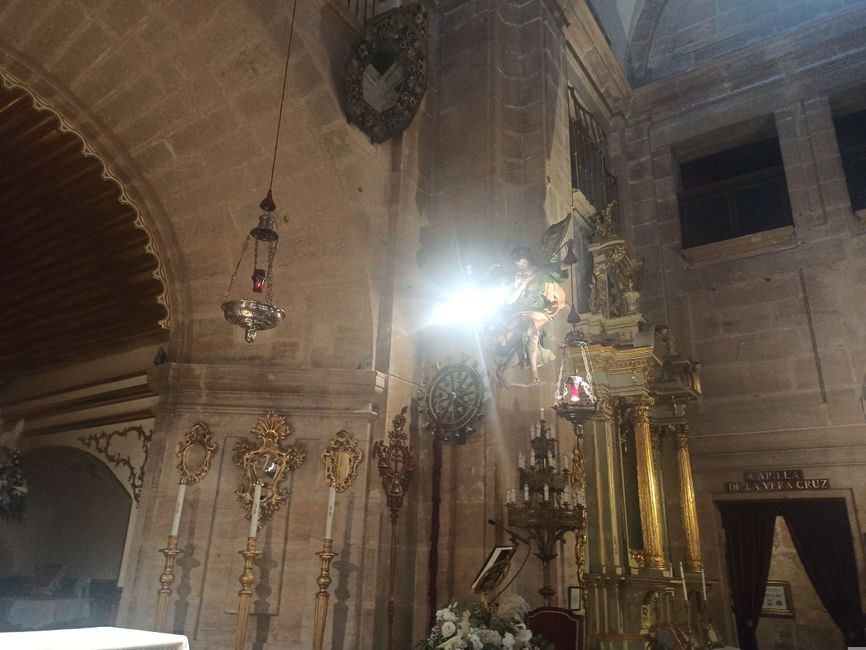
<box><xmin>149</xmin><ymin>362</ymin><xmax>386</xmax><ymax>416</ymax></box>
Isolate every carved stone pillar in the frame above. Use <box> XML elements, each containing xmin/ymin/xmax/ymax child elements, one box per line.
<box><xmin>674</xmin><ymin>424</ymin><xmax>702</xmax><ymax>571</ymax></box>
<box><xmin>631</xmin><ymin>396</ymin><xmax>666</xmax><ymax>569</ymax></box>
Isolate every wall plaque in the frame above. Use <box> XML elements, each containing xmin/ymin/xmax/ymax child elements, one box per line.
<box><xmin>724</xmin><ymin>468</ymin><xmax>830</xmax><ymax>493</ymax></box>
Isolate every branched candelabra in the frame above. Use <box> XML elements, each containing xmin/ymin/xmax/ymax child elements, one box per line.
<box><xmin>506</xmin><ymin>414</ymin><xmax>586</xmax><ymax>605</ymax></box>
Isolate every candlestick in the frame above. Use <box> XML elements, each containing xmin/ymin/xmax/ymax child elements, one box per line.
<box><xmin>249</xmin><ymin>482</ymin><xmax>263</xmax><ymax>539</ymax></box>
<box><xmin>324</xmin><ymin>486</ymin><xmax>336</xmax><ymax>539</ymax></box>
<box><xmin>701</xmin><ymin>567</ymin><xmax>707</xmax><ymax>602</ymax></box>
<box><xmin>679</xmin><ymin>562</ymin><xmax>688</xmax><ymax>602</ymax></box>
<box><xmin>234</xmin><ymin>537</ymin><xmax>261</xmax><ymax>650</ymax></box>
<box><xmin>170</xmin><ymin>483</ymin><xmax>187</xmax><ymax>537</ymax></box>
<box><xmin>155</xmin><ymin>535</ymin><xmax>180</xmax><ymax>631</ymax></box>
<box><xmin>312</xmin><ymin>539</ymin><xmax>336</xmax><ymax>650</ymax></box>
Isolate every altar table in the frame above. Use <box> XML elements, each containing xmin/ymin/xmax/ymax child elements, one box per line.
<box><xmin>0</xmin><ymin>626</ymin><xmax>190</xmax><ymax>650</ymax></box>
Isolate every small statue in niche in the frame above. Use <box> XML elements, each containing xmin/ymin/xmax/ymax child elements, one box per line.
<box><xmin>492</xmin><ymin>217</ymin><xmax>571</xmax><ymax>386</ymax></box>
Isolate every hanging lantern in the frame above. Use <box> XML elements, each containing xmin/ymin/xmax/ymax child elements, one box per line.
<box><xmin>222</xmin><ymin>193</ymin><xmax>286</xmax><ymax>343</ymax></box>
<box><xmin>221</xmin><ymin>0</ymin><xmax>301</xmax><ymax>343</ymax></box>
<box><xmin>553</xmin><ymin>334</ymin><xmax>598</xmax><ymax>426</ymax></box>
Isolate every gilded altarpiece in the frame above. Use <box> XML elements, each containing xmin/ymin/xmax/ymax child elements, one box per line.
<box><xmin>566</xmin><ymin>220</ymin><xmax>708</xmax><ymax>649</ymax></box>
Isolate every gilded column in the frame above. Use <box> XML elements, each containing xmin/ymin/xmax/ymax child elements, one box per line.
<box><xmin>632</xmin><ymin>396</ymin><xmax>666</xmax><ymax>569</ymax></box>
<box><xmin>674</xmin><ymin>424</ymin><xmax>702</xmax><ymax>571</ymax></box>
<box><xmin>588</xmin><ymin>397</ymin><xmax>623</xmax><ymax>570</ymax></box>
<box><xmin>650</xmin><ymin>425</ymin><xmax>669</xmax><ymax>557</ymax></box>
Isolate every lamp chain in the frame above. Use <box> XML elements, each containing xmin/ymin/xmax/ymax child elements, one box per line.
<box><xmin>265</xmin><ymin>238</ymin><xmax>279</xmax><ymax>304</ymax></box>
<box><xmin>224</xmin><ymin>236</ymin><xmax>252</xmax><ymax>301</ymax></box>
<box><xmin>266</xmin><ymin>0</ymin><xmax>300</xmax><ymax>195</ymax></box>
<box><xmin>554</xmin><ymin>352</ymin><xmax>570</xmax><ymax>403</ymax></box>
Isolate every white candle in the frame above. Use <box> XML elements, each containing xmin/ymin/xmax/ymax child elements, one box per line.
<box><xmin>523</xmin><ymin>484</ymin><xmax>530</xmax><ymax>503</ymax></box>
<box><xmin>701</xmin><ymin>567</ymin><xmax>707</xmax><ymax>601</ymax></box>
<box><xmin>324</xmin><ymin>485</ymin><xmax>336</xmax><ymax>540</ymax></box>
<box><xmin>544</xmin><ymin>484</ymin><xmax>549</xmax><ymax>501</ymax></box>
<box><xmin>530</xmin><ymin>449</ymin><xmax>536</xmax><ymax>465</ymax></box>
<box><xmin>529</xmin><ymin>427</ymin><xmax>535</xmax><ymax>440</ymax></box>
<box><xmin>249</xmin><ymin>482</ymin><xmax>263</xmax><ymax>539</ymax></box>
<box><xmin>680</xmin><ymin>562</ymin><xmax>688</xmax><ymax>602</ymax></box>
<box><xmin>170</xmin><ymin>483</ymin><xmax>186</xmax><ymax>537</ymax></box>
<box><xmin>539</xmin><ymin>408</ymin><xmax>545</xmax><ymax>421</ymax></box>
<box><xmin>518</xmin><ymin>451</ymin><xmax>525</xmax><ymax>469</ymax></box>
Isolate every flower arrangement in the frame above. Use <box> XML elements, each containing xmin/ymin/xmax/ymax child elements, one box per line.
<box><xmin>0</xmin><ymin>446</ymin><xmax>28</xmax><ymax>521</ymax></box>
<box><xmin>417</xmin><ymin>596</ymin><xmax>551</xmax><ymax>650</ymax></box>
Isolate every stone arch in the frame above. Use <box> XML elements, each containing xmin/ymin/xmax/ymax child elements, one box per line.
<box><xmin>626</xmin><ymin>0</ymin><xmax>669</xmax><ymax>85</ymax></box>
<box><xmin>0</xmin><ymin>58</ymin><xmax>189</xmax><ymax>366</ymax></box>
<box><xmin>5</xmin><ymin>445</ymin><xmax>132</xmax><ymax>585</ymax></box>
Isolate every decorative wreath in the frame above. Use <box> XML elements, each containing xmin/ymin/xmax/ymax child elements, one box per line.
<box><xmin>0</xmin><ymin>446</ymin><xmax>28</xmax><ymax>521</ymax></box>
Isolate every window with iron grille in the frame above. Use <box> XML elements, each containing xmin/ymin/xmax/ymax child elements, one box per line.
<box><xmin>568</xmin><ymin>88</ymin><xmax>618</xmax><ymax>214</ymax></box>
<box><xmin>678</xmin><ymin>137</ymin><xmax>793</xmax><ymax>249</ymax></box>
<box><xmin>834</xmin><ymin>109</ymin><xmax>866</xmax><ymax>213</ymax></box>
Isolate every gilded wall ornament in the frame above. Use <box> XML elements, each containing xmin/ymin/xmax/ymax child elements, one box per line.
<box><xmin>233</xmin><ymin>411</ymin><xmax>306</xmax><ymax>531</ymax></box>
<box><xmin>80</xmin><ymin>425</ymin><xmax>152</xmax><ymax>503</ymax></box>
<box><xmin>176</xmin><ymin>422</ymin><xmax>218</xmax><ymax>485</ymax></box>
<box><xmin>321</xmin><ymin>430</ymin><xmax>363</xmax><ymax>493</ymax></box>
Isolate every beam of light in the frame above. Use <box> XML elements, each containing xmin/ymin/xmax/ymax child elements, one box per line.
<box><xmin>428</xmin><ymin>282</ymin><xmax>510</xmax><ymax>328</ymax></box>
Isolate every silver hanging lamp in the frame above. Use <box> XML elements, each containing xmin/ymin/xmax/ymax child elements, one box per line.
<box><xmin>222</xmin><ymin>0</ymin><xmax>298</xmax><ymax>343</ymax></box>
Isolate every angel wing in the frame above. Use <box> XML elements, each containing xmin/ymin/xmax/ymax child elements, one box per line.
<box><xmin>540</xmin><ymin>213</ymin><xmax>572</xmax><ymax>262</ymax></box>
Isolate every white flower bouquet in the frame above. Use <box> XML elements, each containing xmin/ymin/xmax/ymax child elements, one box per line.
<box><xmin>417</xmin><ymin>597</ymin><xmax>550</xmax><ymax>650</ymax></box>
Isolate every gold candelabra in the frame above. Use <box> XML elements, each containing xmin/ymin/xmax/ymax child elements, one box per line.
<box><xmin>506</xmin><ymin>414</ymin><xmax>586</xmax><ymax>605</ymax></box>
<box><xmin>155</xmin><ymin>535</ymin><xmax>180</xmax><ymax>631</ymax></box>
<box><xmin>312</xmin><ymin>430</ymin><xmax>363</xmax><ymax>650</ymax></box>
<box><xmin>313</xmin><ymin>539</ymin><xmax>336</xmax><ymax>650</ymax></box>
<box><xmin>234</xmin><ymin>536</ymin><xmax>262</xmax><ymax>650</ymax></box>
<box><xmin>155</xmin><ymin>423</ymin><xmax>218</xmax><ymax>631</ymax></box>
<box><xmin>232</xmin><ymin>411</ymin><xmax>306</xmax><ymax>650</ymax></box>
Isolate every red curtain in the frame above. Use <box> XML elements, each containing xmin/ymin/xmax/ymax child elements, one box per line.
<box><xmin>717</xmin><ymin>501</ymin><xmax>777</xmax><ymax>650</ymax></box>
<box><xmin>780</xmin><ymin>499</ymin><xmax>866</xmax><ymax>646</ymax></box>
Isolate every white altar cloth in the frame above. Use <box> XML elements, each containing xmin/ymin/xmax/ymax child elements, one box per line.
<box><xmin>0</xmin><ymin>626</ymin><xmax>190</xmax><ymax>650</ymax></box>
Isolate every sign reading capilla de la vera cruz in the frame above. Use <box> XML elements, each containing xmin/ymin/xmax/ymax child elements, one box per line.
<box><xmin>724</xmin><ymin>469</ymin><xmax>830</xmax><ymax>493</ymax></box>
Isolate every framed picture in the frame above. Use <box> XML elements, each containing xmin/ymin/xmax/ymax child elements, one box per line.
<box><xmin>568</xmin><ymin>586</ymin><xmax>583</xmax><ymax>613</ymax></box>
<box><xmin>761</xmin><ymin>580</ymin><xmax>794</xmax><ymax>618</ymax></box>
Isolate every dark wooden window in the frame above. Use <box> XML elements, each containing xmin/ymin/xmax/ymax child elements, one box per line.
<box><xmin>834</xmin><ymin>109</ymin><xmax>866</xmax><ymax>213</ymax></box>
<box><xmin>678</xmin><ymin>138</ymin><xmax>793</xmax><ymax>249</ymax></box>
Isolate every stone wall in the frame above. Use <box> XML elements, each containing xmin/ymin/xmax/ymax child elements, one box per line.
<box><xmin>622</xmin><ymin>5</ymin><xmax>866</xmax><ymax>645</ymax></box>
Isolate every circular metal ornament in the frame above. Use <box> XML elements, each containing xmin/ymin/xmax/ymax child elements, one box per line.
<box><xmin>420</xmin><ymin>361</ymin><xmax>484</xmax><ymax>442</ymax></box>
<box><xmin>222</xmin><ymin>299</ymin><xmax>285</xmax><ymax>343</ymax></box>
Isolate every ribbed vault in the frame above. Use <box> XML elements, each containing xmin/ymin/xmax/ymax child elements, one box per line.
<box><xmin>0</xmin><ymin>76</ymin><xmax>169</xmax><ymax>384</ymax></box>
